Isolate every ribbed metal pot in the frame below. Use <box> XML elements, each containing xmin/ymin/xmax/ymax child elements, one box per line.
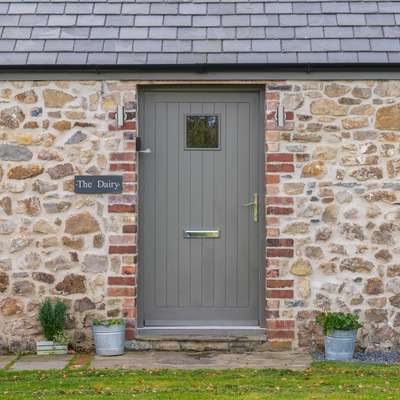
<box><xmin>324</xmin><ymin>330</ymin><xmax>357</xmax><ymax>361</ymax></box>
<box><xmin>92</xmin><ymin>323</ymin><xmax>125</xmax><ymax>356</ymax></box>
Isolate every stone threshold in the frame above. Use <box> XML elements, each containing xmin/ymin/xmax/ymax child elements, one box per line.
<box><xmin>137</xmin><ymin>326</ymin><xmax>266</xmax><ymax>341</ymax></box>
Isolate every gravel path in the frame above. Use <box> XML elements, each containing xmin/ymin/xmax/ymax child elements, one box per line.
<box><xmin>314</xmin><ymin>351</ymin><xmax>400</xmax><ymax>365</ymax></box>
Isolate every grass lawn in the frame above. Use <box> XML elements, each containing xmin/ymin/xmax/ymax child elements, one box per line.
<box><xmin>0</xmin><ymin>361</ymin><xmax>399</xmax><ymax>399</ymax></box>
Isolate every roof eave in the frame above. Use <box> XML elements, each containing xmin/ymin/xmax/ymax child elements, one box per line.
<box><xmin>0</xmin><ymin>62</ymin><xmax>398</xmax><ymax>74</ymax></box>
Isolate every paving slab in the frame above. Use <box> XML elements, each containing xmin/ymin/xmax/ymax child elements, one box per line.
<box><xmin>92</xmin><ymin>351</ymin><xmax>311</xmax><ymax>371</ymax></box>
<box><xmin>0</xmin><ymin>355</ymin><xmax>16</xmax><ymax>369</ymax></box>
<box><xmin>10</xmin><ymin>354</ymin><xmax>72</xmax><ymax>371</ymax></box>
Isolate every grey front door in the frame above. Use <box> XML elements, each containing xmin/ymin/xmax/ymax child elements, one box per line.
<box><xmin>139</xmin><ymin>88</ymin><xmax>264</xmax><ymax>327</ymax></box>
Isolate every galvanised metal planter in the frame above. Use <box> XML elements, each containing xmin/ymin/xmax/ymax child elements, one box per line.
<box><xmin>324</xmin><ymin>330</ymin><xmax>357</xmax><ymax>361</ymax></box>
<box><xmin>92</xmin><ymin>323</ymin><xmax>125</xmax><ymax>356</ymax></box>
<box><xmin>36</xmin><ymin>341</ymin><xmax>68</xmax><ymax>355</ymax></box>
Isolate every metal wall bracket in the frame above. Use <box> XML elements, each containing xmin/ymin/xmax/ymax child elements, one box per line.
<box><xmin>276</xmin><ymin>105</ymin><xmax>285</xmax><ymax>128</ymax></box>
<box><xmin>116</xmin><ymin>105</ymin><xmax>125</xmax><ymax>128</ymax></box>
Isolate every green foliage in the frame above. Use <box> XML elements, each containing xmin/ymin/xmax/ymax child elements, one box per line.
<box><xmin>316</xmin><ymin>312</ymin><xmax>362</xmax><ymax>335</ymax></box>
<box><xmin>37</xmin><ymin>298</ymin><xmax>67</xmax><ymax>341</ymax></box>
<box><xmin>93</xmin><ymin>318</ymin><xmax>124</xmax><ymax>327</ymax></box>
<box><xmin>52</xmin><ymin>331</ymin><xmax>70</xmax><ymax>346</ymax></box>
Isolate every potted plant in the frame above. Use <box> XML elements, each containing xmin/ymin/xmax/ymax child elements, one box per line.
<box><xmin>316</xmin><ymin>312</ymin><xmax>362</xmax><ymax>361</ymax></box>
<box><xmin>92</xmin><ymin>318</ymin><xmax>125</xmax><ymax>356</ymax></box>
<box><xmin>37</xmin><ymin>298</ymin><xmax>69</xmax><ymax>355</ymax></box>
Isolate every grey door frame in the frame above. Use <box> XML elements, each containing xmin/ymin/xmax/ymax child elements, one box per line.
<box><xmin>137</xmin><ymin>84</ymin><xmax>266</xmax><ymax>333</ymax></box>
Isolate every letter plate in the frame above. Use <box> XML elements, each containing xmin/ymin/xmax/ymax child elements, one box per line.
<box><xmin>184</xmin><ymin>230</ymin><xmax>220</xmax><ymax>238</ymax></box>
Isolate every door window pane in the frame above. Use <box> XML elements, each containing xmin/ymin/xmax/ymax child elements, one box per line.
<box><xmin>186</xmin><ymin>115</ymin><xmax>219</xmax><ymax>149</ymax></box>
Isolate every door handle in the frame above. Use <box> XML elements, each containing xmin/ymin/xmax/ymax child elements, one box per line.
<box><xmin>138</xmin><ymin>148</ymin><xmax>151</xmax><ymax>154</ymax></box>
<box><xmin>242</xmin><ymin>193</ymin><xmax>259</xmax><ymax>222</ymax></box>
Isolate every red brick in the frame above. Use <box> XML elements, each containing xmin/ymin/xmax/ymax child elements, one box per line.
<box><xmin>267</xmin><ymin>249</ymin><xmax>294</xmax><ymax>257</ymax></box>
<box><xmin>267</xmin><ymin>153</ymin><xmax>294</xmax><ymax>162</ymax></box>
<box><xmin>266</xmin><ymin>320</ymin><xmax>295</xmax><ymax>330</ymax></box>
<box><xmin>267</xmin><ymin>227</ymin><xmax>279</xmax><ymax>237</ymax></box>
<box><xmin>109</xmin><ymin>194</ymin><xmax>136</xmax><ymax>205</ymax></box>
<box><xmin>266</xmin><ymin>92</ymin><xmax>279</xmax><ymax>101</ymax></box>
<box><xmin>266</xmin><ymin>289</ymin><xmax>294</xmax><ymax>299</ymax></box>
<box><xmin>107</xmin><ymin>287</ymin><xmax>135</xmax><ymax>297</ymax></box>
<box><xmin>108</xmin><ymin>204</ymin><xmax>135</xmax><ymax>213</ymax></box>
<box><xmin>267</xmin><ymin>196</ymin><xmax>293</xmax><ymax>206</ymax></box>
<box><xmin>285</xmin><ymin>111</ymin><xmax>294</xmax><ymax>121</ymax></box>
<box><xmin>123</xmin><ymin>183</ymin><xmax>135</xmax><ymax>193</ymax></box>
<box><xmin>122</xmin><ymin>265</ymin><xmax>135</xmax><ymax>275</ymax></box>
<box><xmin>109</xmin><ymin>234</ymin><xmax>135</xmax><ymax>245</ymax></box>
<box><xmin>266</xmin><ymin>131</ymin><xmax>279</xmax><ymax>142</ymax></box>
<box><xmin>266</xmin><ymin>216</ymin><xmax>279</xmax><ymax>225</ymax></box>
<box><xmin>266</xmin><ymin>175</ymin><xmax>280</xmax><ymax>184</ymax></box>
<box><xmin>123</xmin><ymin>224</ymin><xmax>137</xmax><ymax>234</ymax></box>
<box><xmin>110</xmin><ymin>163</ymin><xmax>135</xmax><ymax>172</ymax></box>
<box><xmin>268</xmin><ymin>340</ymin><xmax>293</xmax><ymax>350</ymax></box>
<box><xmin>125</xmin><ymin>328</ymin><xmax>136</xmax><ymax>340</ymax></box>
<box><xmin>108</xmin><ymin>276</ymin><xmax>135</xmax><ymax>286</ymax></box>
<box><xmin>266</xmin><ymin>238</ymin><xmax>294</xmax><ymax>247</ymax></box>
<box><xmin>267</xmin><ymin>330</ymin><xmax>295</xmax><ymax>339</ymax></box>
<box><xmin>123</xmin><ymin>309</ymin><xmax>135</xmax><ymax>319</ymax></box>
<box><xmin>266</xmin><ymin>299</ymin><xmax>280</xmax><ymax>309</ymax></box>
<box><xmin>266</xmin><ymin>310</ymin><xmax>280</xmax><ymax>319</ymax></box>
<box><xmin>266</xmin><ymin>206</ymin><xmax>293</xmax><ymax>215</ymax></box>
<box><xmin>110</xmin><ymin>152</ymin><xmax>135</xmax><ymax>161</ymax></box>
<box><xmin>266</xmin><ymin>269</ymin><xmax>280</xmax><ymax>278</ymax></box>
<box><xmin>266</xmin><ymin>185</ymin><xmax>279</xmax><ymax>195</ymax></box>
<box><xmin>109</xmin><ymin>121</ymin><xmax>136</xmax><ymax>131</ymax></box>
<box><xmin>267</xmin><ymin>279</ymin><xmax>293</xmax><ymax>288</ymax></box>
<box><xmin>123</xmin><ymin>172</ymin><xmax>136</xmax><ymax>182</ymax></box>
<box><xmin>266</xmin><ymin>163</ymin><xmax>294</xmax><ymax>173</ymax></box>
<box><xmin>109</xmin><ymin>245</ymin><xmax>136</xmax><ymax>254</ymax></box>
<box><xmin>124</xmin><ymin>141</ymin><xmax>136</xmax><ymax>151</ymax></box>
<box><xmin>124</xmin><ymin>318</ymin><xmax>136</xmax><ymax>328</ymax></box>
<box><xmin>266</xmin><ymin>111</ymin><xmax>276</xmax><ymax>121</ymax></box>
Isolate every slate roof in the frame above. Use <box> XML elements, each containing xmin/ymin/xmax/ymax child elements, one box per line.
<box><xmin>0</xmin><ymin>1</ymin><xmax>400</xmax><ymax>66</ymax></box>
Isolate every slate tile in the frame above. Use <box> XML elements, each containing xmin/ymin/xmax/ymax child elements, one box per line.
<box><xmin>0</xmin><ymin>52</ymin><xmax>28</xmax><ymax>65</ymax></box>
<box><xmin>45</xmin><ymin>40</ymin><xmax>74</xmax><ymax>52</ymax></box>
<box><xmin>178</xmin><ymin>27</ymin><xmax>206</xmax><ymax>40</ymax></box>
<box><xmin>193</xmin><ymin>40</ymin><xmax>222</xmax><ymax>52</ymax></box>
<box><xmin>87</xmin><ymin>52</ymin><xmax>118</xmax><ymax>64</ymax></box>
<box><xmin>311</xmin><ymin>39</ymin><xmax>341</xmax><ymax>51</ymax></box>
<box><xmin>57</xmin><ymin>52</ymin><xmax>88</xmax><ymax>64</ymax></box>
<box><xmin>3</xmin><ymin>27</ymin><xmax>32</xmax><ymax>39</ymax></box>
<box><xmin>120</xmin><ymin>28</ymin><xmax>149</xmax><ymax>39</ymax></box>
<box><xmin>48</xmin><ymin>15</ymin><xmax>76</xmax><ymax>27</ymax></box>
<box><xmin>150</xmin><ymin>27</ymin><xmax>177</xmax><ymax>39</ymax></box>
<box><xmin>27</xmin><ymin>52</ymin><xmax>58</xmax><ymax>64</ymax></box>
<box><xmin>15</xmin><ymin>39</ymin><xmax>43</xmax><ymax>52</ymax></box>
<box><xmin>61</xmin><ymin>28</ymin><xmax>90</xmax><ymax>40</ymax></box>
<box><xmin>177</xmin><ymin>53</ymin><xmax>207</xmax><ymax>64</ymax></box>
<box><xmin>223</xmin><ymin>39</ymin><xmax>251</xmax><ymax>52</ymax></box>
<box><xmin>147</xmin><ymin>53</ymin><xmax>177</xmax><ymax>64</ymax></box>
<box><xmin>117</xmin><ymin>53</ymin><xmax>147</xmax><ymax>64</ymax></box>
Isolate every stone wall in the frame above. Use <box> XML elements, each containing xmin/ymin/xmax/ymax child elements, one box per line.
<box><xmin>0</xmin><ymin>80</ymin><xmax>137</xmax><ymax>352</ymax></box>
<box><xmin>1</xmin><ymin>79</ymin><xmax>400</xmax><ymax>353</ymax></box>
<box><xmin>265</xmin><ymin>80</ymin><xmax>400</xmax><ymax>351</ymax></box>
